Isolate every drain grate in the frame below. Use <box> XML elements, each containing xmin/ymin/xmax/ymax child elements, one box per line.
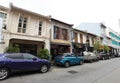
<box><xmin>68</xmin><ymin>70</ymin><xmax>78</xmax><ymax>74</ymax></box>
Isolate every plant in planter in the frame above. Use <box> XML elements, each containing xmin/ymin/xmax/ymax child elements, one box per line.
<box><xmin>37</xmin><ymin>49</ymin><xmax>51</xmax><ymax>60</ymax></box>
<box><xmin>5</xmin><ymin>44</ymin><xmax>20</xmax><ymax>53</ymax></box>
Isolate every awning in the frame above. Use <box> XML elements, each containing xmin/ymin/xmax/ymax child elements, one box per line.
<box><xmin>51</xmin><ymin>42</ymin><xmax>70</xmax><ymax>46</ymax></box>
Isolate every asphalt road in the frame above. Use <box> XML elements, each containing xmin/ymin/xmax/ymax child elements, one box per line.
<box><xmin>1</xmin><ymin>58</ymin><xmax>120</xmax><ymax>83</ymax></box>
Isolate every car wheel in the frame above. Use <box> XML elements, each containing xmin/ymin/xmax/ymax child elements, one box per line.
<box><xmin>0</xmin><ymin>68</ymin><xmax>9</xmax><ymax>80</ymax></box>
<box><xmin>96</xmin><ymin>58</ymin><xmax>99</xmax><ymax>61</ymax></box>
<box><xmin>102</xmin><ymin>57</ymin><xmax>105</xmax><ymax>60</ymax></box>
<box><xmin>108</xmin><ymin>56</ymin><xmax>111</xmax><ymax>59</ymax></box>
<box><xmin>64</xmin><ymin>62</ymin><xmax>70</xmax><ymax>68</ymax></box>
<box><xmin>40</xmin><ymin>65</ymin><xmax>48</xmax><ymax>73</ymax></box>
<box><xmin>79</xmin><ymin>61</ymin><xmax>83</xmax><ymax>65</ymax></box>
<box><xmin>90</xmin><ymin>59</ymin><xmax>93</xmax><ymax>63</ymax></box>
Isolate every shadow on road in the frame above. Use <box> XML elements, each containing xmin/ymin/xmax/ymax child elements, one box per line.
<box><xmin>8</xmin><ymin>71</ymin><xmax>44</xmax><ymax>79</ymax></box>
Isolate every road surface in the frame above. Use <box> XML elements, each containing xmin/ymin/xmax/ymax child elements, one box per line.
<box><xmin>1</xmin><ymin>58</ymin><xmax>120</xmax><ymax>83</ymax></box>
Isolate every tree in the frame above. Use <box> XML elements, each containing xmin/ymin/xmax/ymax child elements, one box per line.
<box><xmin>5</xmin><ymin>44</ymin><xmax>20</xmax><ymax>53</ymax></box>
<box><xmin>104</xmin><ymin>45</ymin><xmax>110</xmax><ymax>52</ymax></box>
<box><xmin>37</xmin><ymin>49</ymin><xmax>51</xmax><ymax>60</ymax></box>
<box><xmin>93</xmin><ymin>41</ymin><xmax>101</xmax><ymax>51</ymax></box>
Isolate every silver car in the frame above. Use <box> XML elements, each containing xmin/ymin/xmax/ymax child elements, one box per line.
<box><xmin>83</xmin><ymin>51</ymin><xmax>99</xmax><ymax>62</ymax></box>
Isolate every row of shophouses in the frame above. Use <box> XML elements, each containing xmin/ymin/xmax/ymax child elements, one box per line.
<box><xmin>0</xmin><ymin>3</ymin><xmax>120</xmax><ymax>59</ymax></box>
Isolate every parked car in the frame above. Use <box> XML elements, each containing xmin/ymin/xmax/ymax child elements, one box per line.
<box><xmin>116</xmin><ymin>51</ymin><xmax>120</xmax><ymax>57</ymax></box>
<box><xmin>0</xmin><ymin>53</ymin><xmax>51</xmax><ymax>80</ymax></box>
<box><xmin>54</xmin><ymin>53</ymin><xmax>84</xmax><ymax>68</ymax></box>
<box><xmin>114</xmin><ymin>52</ymin><xmax>120</xmax><ymax>57</ymax></box>
<box><xmin>99</xmin><ymin>52</ymin><xmax>111</xmax><ymax>60</ymax></box>
<box><xmin>118</xmin><ymin>52</ymin><xmax>120</xmax><ymax>56</ymax></box>
<box><xmin>83</xmin><ymin>51</ymin><xmax>99</xmax><ymax>62</ymax></box>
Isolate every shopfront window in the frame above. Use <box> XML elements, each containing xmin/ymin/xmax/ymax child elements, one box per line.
<box><xmin>51</xmin><ymin>44</ymin><xmax>70</xmax><ymax>60</ymax></box>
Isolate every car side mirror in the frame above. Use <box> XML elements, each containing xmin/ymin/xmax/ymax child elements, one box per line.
<box><xmin>33</xmin><ymin>58</ymin><xmax>37</xmax><ymax>61</ymax></box>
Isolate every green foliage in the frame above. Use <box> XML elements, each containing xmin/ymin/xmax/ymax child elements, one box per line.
<box><xmin>94</xmin><ymin>41</ymin><xmax>110</xmax><ymax>52</ymax></box>
<box><xmin>93</xmin><ymin>41</ymin><xmax>101</xmax><ymax>51</ymax></box>
<box><xmin>5</xmin><ymin>44</ymin><xmax>20</xmax><ymax>53</ymax></box>
<box><xmin>37</xmin><ymin>49</ymin><xmax>51</xmax><ymax>60</ymax></box>
<box><xmin>104</xmin><ymin>45</ymin><xmax>110</xmax><ymax>52</ymax></box>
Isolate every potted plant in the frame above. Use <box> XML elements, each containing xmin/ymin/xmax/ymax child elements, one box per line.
<box><xmin>5</xmin><ymin>44</ymin><xmax>20</xmax><ymax>53</ymax></box>
<box><xmin>37</xmin><ymin>49</ymin><xmax>51</xmax><ymax>60</ymax></box>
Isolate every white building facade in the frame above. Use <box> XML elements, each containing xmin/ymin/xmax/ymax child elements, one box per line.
<box><xmin>105</xmin><ymin>27</ymin><xmax>120</xmax><ymax>56</ymax></box>
<box><xmin>0</xmin><ymin>4</ymin><xmax>51</xmax><ymax>55</ymax></box>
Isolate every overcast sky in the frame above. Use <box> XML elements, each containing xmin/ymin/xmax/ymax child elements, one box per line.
<box><xmin>0</xmin><ymin>0</ymin><xmax>120</xmax><ymax>33</ymax></box>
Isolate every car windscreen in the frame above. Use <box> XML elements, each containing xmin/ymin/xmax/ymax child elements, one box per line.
<box><xmin>100</xmin><ymin>52</ymin><xmax>105</xmax><ymax>54</ymax></box>
<box><xmin>63</xmin><ymin>53</ymin><xmax>72</xmax><ymax>56</ymax></box>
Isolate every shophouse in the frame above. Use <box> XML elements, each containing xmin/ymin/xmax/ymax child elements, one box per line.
<box><xmin>72</xmin><ymin>28</ymin><xmax>97</xmax><ymax>54</ymax></box>
<box><xmin>50</xmin><ymin>18</ymin><xmax>73</xmax><ymax>60</ymax></box>
<box><xmin>0</xmin><ymin>3</ymin><xmax>51</xmax><ymax>55</ymax></box>
<box><xmin>0</xmin><ymin>5</ymin><xmax>9</xmax><ymax>53</ymax></box>
<box><xmin>78</xmin><ymin>23</ymin><xmax>107</xmax><ymax>45</ymax></box>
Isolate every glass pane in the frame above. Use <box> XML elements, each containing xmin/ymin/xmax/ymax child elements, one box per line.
<box><xmin>18</xmin><ymin>23</ymin><xmax>22</xmax><ymax>27</ymax></box>
<box><xmin>38</xmin><ymin>31</ymin><xmax>41</xmax><ymax>35</ymax></box>
<box><xmin>23</xmin><ymin>54</ymin><xmax>35</xmax><ymax>60</ymax></box>
<box><xmin>6</xmin><ymin>54</ymin><xmax>24</xmax><ymax>59</ymax></box>
<box><xmin>0</xmin><ymin>12</ymin><xmax>5</xmax><ymax>18</ymax></box>
<box><xmin>39</xmin><ymin>23</ymin><xmax>42</xmax><ymax>26</ymax></box>
<box><xmin>2</xmin><ymin>24</ymin><xmax>6</xmax><ymax>29</ymax></box>
<box><xmin>18</xmin><ymin>28</ymin><xmax>22</xmax><ymax>32</ymax></box>
<box><xmin>39</xmin><ymin>27</ymin><xmax>41</xmax><ymax>30</ymax></box>
<box><xmin>19</xmin><ymin>17</ymin><xmax>22</xmax><ymax>22</ymax></box>
<box><xmin>39</xmin><ymin>22</ymin><xmax>42</xmax><ymax>26</ymax></box>
<box><xmin>23</xmin><ymin>23</ymin><xmax>26</xmax><ymax>28</ymax></box>
<box><xmin>22</xmin><ymin>28</ymin><xmax>26</xmax><ymax>33</ymax></box>
<box><xmin>38</xmin><ymin>22</ymin><xmax>42</xmax><ymax>35</ymax></box>
<box><xmin>24</xmin><ymin>18</ymin><xmax>27</xmax><ymax>23</ymax></box>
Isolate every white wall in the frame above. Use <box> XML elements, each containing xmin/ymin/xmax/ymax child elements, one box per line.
<box><xmin>0</xmin><ymin>18</ymin><xmax>2</xmax><ymax>42</ymax></box>
<box><xmin>1</xmin><ymin>9</ymin><xmax>51</xmax><ymax>53</ymax></box>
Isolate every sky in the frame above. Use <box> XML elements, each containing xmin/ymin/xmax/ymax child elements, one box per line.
<box><xmin>78</xmin><ymin>23</ymin><xmax>101</xmax><ymax>36</ymax></box>
<box><xmin>0</xmin><ymin>0</ymin><xmax>120</xmax><ymax>33</ymax></box>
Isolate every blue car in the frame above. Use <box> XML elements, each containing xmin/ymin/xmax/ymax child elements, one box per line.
<box><xmin>0</xmin><ymin>53</ymin><xmax>51</xmax><ymax>80</ymax></box>
<box><xmin>54</xmin><ymin>53</ymin><xmax>84</xmax><ymax>68</ymax></box>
